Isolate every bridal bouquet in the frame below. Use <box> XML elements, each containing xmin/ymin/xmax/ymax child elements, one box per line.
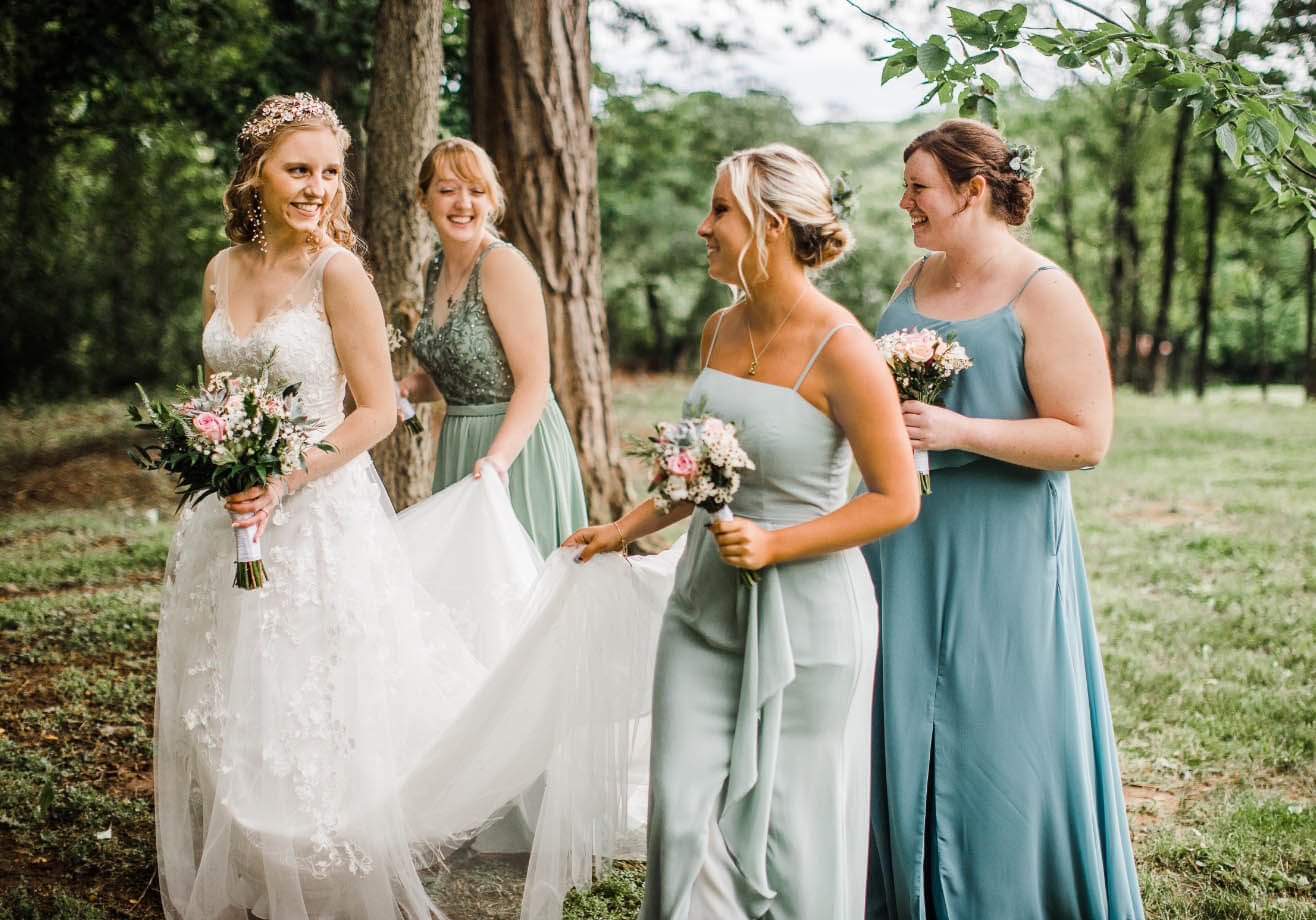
<box><xmin>875</xmin><ymin>327</ymin><xmax>973</xmax><ymax>494</ymax></box>
<box><xmin>628</xmin><ymin>408</ymin><xmax>759</xmax><ymax>585</ymax></box>
<box><xmin>386</xmin><ymin>324</ymin><xmax>424</xmax><ymax>436</ymax></box>
<box><xmin>129</xmin><ymin>359</ymin><xmax>335</xmax><ymax>589</ymax></box>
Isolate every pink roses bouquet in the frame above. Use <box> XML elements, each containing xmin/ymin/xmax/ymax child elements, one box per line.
<box><xmin>129</xmin><ymin>357</ymin><xmax>335</xmax><ymax>589</ymax></box>
<box><xmin>628</xmin><ymin>409</ymin><xmax>758</xmax><ymax>584</ymax></box>
<box><xmin>875</xmin><ymin>327</ymin><xmax>973</xmax><ymax>494</ymax></box>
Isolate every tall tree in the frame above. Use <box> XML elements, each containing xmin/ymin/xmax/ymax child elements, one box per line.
<box><xmin>361</xmin><ymin>0</ymin><xmax>444</xmax><ymax>509</ymax></box>
<box><xmin>1145</xmin><ymin>104</ymin><xmax>1193</xmax><ymax>393</ymax></box>
<box><xmin>1194</xmin><ymin>143</ymin><xmax>1225</xmax><ymax>397</ymax></box>
<box><xmin>467</xmin><ymin>0</ymin><xmax>631</xmax><ymax>520</ymax></box>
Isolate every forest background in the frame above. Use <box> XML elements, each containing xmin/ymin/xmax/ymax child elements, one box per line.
<box><xmin>3</xmin><ymin>0</ymin><xmax>1314</xmax><ymax>410</ymax></box>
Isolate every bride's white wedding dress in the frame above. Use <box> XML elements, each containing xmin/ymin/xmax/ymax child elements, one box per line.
<box><xmin>156</xmin><ymin>247</ymin><xmax>675</xmax><ymax>920</ymax></box>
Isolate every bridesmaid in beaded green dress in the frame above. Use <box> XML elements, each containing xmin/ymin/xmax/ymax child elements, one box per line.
<box><xmin>399</xmin><ymin>139</ymin><xmax>587</xmax><ymax>558</ymax></box>
<box><xmin>567</xmin><ymin>144</ymin><xmax>919</xmax><ymax>920</ymax></box>
<box><xmin>863</xmin><ymin>120</ymin><xmax>1143</xmax><ymax>919</ymax></box>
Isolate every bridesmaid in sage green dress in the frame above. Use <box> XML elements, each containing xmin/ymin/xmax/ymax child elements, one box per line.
<box><xmin>567</xmin><ymin>144</ymin><xmax>920</xmax><ymax>920</ymax></box>
<box><xmin>399</xmin><ymin>138</ymin><xmax>587</xmax><ymax>558</ymax></box>
<box><xmin>863</xmin><ymin>120</ymin><xmax>1144</xmax><ymax>919</ymax></box>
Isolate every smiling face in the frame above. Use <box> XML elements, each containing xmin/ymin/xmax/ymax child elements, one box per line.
<box><xmin>256</xmin><ymin>127</ymin><xmax>342</xmax><ymax>240</ymax></box>
<box><xmin>697</xmin><ymin>172</ymin><xmax>756</xmax><ymax>288</ymax></box>
<box><xmin>420</xmin><ymin>172</ymin><xmax>493</xmax><ymax>244</ymax></box>
<box><xmin>899</xmin><ymin>148</ymin><xmax>971</xmax><ymax>251</ymax></box>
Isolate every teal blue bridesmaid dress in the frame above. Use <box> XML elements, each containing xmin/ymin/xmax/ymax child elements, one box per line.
<box><xmin>863</xmin><ymin>259</ymin><xmax>1144</xmax><ymax>919</ymax></box>
<box><xmin>641</xmin><ymin>313</ymin><xmax>877</xmax><ymax>920</ymax></box>
<box><xmin>411</xmin><ymin>241</ymin><xmax>588</xmax><ymax>557</ymax></box>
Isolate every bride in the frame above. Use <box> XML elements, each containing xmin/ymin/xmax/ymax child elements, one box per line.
<box><xmin>155</xmin><ymin>93</ymin><xmax>668</xmax><ymax>920</ymax></box>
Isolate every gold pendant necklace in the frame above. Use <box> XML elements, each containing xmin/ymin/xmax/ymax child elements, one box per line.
<box><xmin>746</xmin><ymin>284</ymin><xmax>810</xmax><ymax>376</ymax></box>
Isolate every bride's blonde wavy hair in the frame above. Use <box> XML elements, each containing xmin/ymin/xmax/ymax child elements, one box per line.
<box><xmin>222</xmin><ymin>93</ymin><xmax>363</xmax><ymax>256</ymax></box>
<box><xmin>717</xmin><ymin>143</ymin><xmax>853</xmax><ymax>294</ymax></box>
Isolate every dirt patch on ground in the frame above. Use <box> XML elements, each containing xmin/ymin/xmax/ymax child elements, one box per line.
<box><xmin>1111</xmin><ymin>500</ymin><xmax>1224</xmax><ymax>528</ymax></box>
<box><xmin>0</xmin><ymin>431</ymin><xmax>174</xmax><ymax>515</ymax></box>
<box><xmin>1125</xmin><ymin>783</ymin><xmax>1181</xmax><ymax>826</ymax></box>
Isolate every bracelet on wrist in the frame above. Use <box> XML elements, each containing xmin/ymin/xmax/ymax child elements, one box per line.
<box><xmin>611</xmin><ymin>521</ymin><xmax>627</xmax><ymax>553</ymax></box>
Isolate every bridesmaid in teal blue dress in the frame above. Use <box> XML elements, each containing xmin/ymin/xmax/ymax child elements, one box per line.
<box><xmin>567</xmin><ymin>144</ymin><xmax>920</xmax><ymax>920</ymax></box>
<box><xmin>400</xmin><ymin>138</ymin><xmax>587</xmax><ymax>557</ymax></box>
<box><xmin>863</xmin><ymin>120</ymin><xmax>1144</xmax><ymax>919</ymax></box>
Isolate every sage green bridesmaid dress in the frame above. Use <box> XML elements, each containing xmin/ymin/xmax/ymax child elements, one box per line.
<box><xmin>411</xmin><ymin>241</ymin><xmax>588</xmax><ymax>558</ymax></box>
<box><xmin>640</xmin><ymin>312</ymin><xmax>877</xmax><ymax>920</ymax></box>
<box><xmin>862</xmin><ymin>259</ymin><xmax>1144</xmax><ymax>919</ymax></box>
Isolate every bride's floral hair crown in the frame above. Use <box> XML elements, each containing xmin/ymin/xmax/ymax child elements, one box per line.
<box><xmin>237</xmin><ymin>92</ymin><xmax>344</xmax><ymax>155</ymax></box>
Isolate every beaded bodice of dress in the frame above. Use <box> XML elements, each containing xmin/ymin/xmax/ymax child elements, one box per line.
<box><xmin>202</xmin><ymin>246</ymin><xmax>347</xmax><ymax>435</ymax></box>
<box><xmin>411</xmin><ymin>241</ymin><xmax>517</xmax><ymax>406</ymax></box>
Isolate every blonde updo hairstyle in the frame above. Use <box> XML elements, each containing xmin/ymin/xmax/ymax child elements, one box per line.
<box><xmin>717</xmin><ymin>143</ymin><xmax>853</xmax><ymax>293</ymax></box>
<box><xmin>222</xmin><ymin>93</ymin><xmax>361</xmax><ymax>255</ymax></box>
<box><xmin>417</xmin><ymin>138</ymin><xmax>506</xmax><ymax>234</ymax></box>
<box><xmin>904</xmin><ymin>119</ymin><xmax>1035</xmax><ymax>227</ymax></box>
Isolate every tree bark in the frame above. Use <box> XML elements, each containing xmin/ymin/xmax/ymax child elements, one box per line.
<box><xmin>1146</xmin><ymin>104</ymin><xmax>1191</xmax><ymax>393</ymax></box>
<box><xmin>1194</xmin><ymin>143</ymin><xmax>1224</xmax><ymax>398</ymax></box>
<box><xmin>361</xmin><ymin>0</ymin><xmax>443</xmax><ymax>509</ymax></box>
<box><xmin>1056</xmin><ymin>136</ymin><xmax>1081</xmax><ymax>288</ymax></box>
<box><xmin>468</xmin><ymin>0</ymin><xmax>632</xmax><ymax>521</ymax></box>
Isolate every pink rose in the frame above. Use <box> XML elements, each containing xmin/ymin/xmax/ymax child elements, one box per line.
<box><xmin>701</xmin><ymin>417</ymin><xmax>724</xmax><ymax>437</ymax></box>
<box><xmin>193</xmin><ymin>412</ymin><xmax>226</xmax><ymax>443</ymax></box>
<box><xmin>665</xmin><ymin>451</ymin><xmax>697</xmax><ymax>477</ymax></box>
<box><xmin>906</xmin><ymin>337</ymin><xmax>935</xmax><ymax>363</ymax></box>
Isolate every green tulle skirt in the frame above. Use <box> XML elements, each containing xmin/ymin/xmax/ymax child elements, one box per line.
<box><xmin>433</xmin><ymin>397</ymin><xmax>588</xmax><ymax>558</ymax></box>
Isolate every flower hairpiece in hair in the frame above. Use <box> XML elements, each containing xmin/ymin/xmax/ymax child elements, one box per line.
<box><xmin>1006</xmin><ymin>143</ymin><xmax>1041</xmax><ymax>181</ymax></box>
<box><xmin>237</xmin><ymin>92</ymin><xmax>343</xmax><ymax>152</ymax></box>
<box><xmin>831</xmin><ymin>170</ymin><xmax>861</xmax><ymax>223</ymax></box>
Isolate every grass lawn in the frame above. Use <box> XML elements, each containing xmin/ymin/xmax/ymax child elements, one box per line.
<box><xmin>0</xmin><ymin>382</ymin><xmax>1312</xmax><ymax>918</ymax></box>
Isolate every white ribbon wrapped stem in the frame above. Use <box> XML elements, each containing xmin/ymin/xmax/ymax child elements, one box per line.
<box><xmin>230</xmin><ymin>511</ymin><xmax>262</xmax><ymax>563</ymax></box>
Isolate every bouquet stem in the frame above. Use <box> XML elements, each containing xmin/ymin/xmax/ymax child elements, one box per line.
<box><xmin>230</xmin><ymin>511</ymin><xmax>268</xmax><ymax>590</ymax></box>
<box><xmin>714</xmin><ymin>506</ymin><xmax>761</xmax><ymax>586</ymax></box>
<box><xmin>913</xmin><ymin>449</ymin><xmax>932</xmax><ymax>495</ymax></box>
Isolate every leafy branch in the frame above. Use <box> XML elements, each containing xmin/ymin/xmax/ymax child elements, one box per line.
<box><xmin>865</xmin><ymin>2</ymin><xmax>1316</xmax><ymax>241</ymax></box>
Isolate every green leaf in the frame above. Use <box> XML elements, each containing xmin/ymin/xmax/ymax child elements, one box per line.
<box><xmin>1002</xmin><ymin>51</ymin><xmax>1026</xmax><ymax>83</ymax></box>
<box><xmin>949</xmin><ymin>7</ymin><xmax>982</xmax><ymax>32</ymax></box>
<box><xmin>938</xmin><ymin>80</ymin><xmax>955</xmax><ymax>104</ymax></box>
<box><xmin>966</xmin><ymin>51</ymin><xmax>999</xmax><ymax>65</ymax></box>
<box><xmin>959</xmin><ymin>93</ymin><xmax>981</xmax><ymax>118</ymax></box>
<box><xmin>1273</xmin><ymin>110</ymin><xmax>1294</xmax><ymax>149</ymax></box>
<box><xmin>1216</xmin><ymin>122</ymin><xmax>1240</xmax><ymax>166</ymax></box>
<box><xmin>1162</xmin><ymin>72</ymin><xmax>1205</xmax><ymax>89</ymax></box>
<box><xmin>1246</xmin><ymin>116</ymin><xmax>1280</xmax><ymax>156</ymax></box>
<box><xmin>980</xmin><ymin>72</ymin><xmax>1000</xmax><ymax>93</ymax></box>
<box><xmin>917</xmin><ymin>40</ymin><xmax>952</xmax><ymax>77</ymax></box>
<box><xmin>981</xmin><ymin>9</ymin><xmax>1006</xmax><ymax>23</ymax></box>
<box><xmin>1058</xmin><ymin>51</ymin><xmax>1087</xmax><ymax>69</ymax></box>
<box><xmin>1308</xmin><ymin>219</ymin><xmax>1316</xmax><ymax>246</ymax></box>
<box><xmin>1149</xmin><ymin>85</ymin><xmax>1178</xmax><ymax>112</ymax></box>
<box><xmin>976</xmin><ymin>96</ymin><xmax>999</xmax><ymax>126</ymax></box>
<box><xmin>1296</xmin><ymin>137</ymin><xmax>1316</xmax><ymax>170</ymax></box>
<box><xmin>1001</xmin><ymin>3</ymin><xmax>1028</xmax><ymax>32</ymax></box>
<box><xmin>881</xmin><ymin>55</ymin><xmax>917</xmax><ymax>85</ymax></box>
<box><xmin>1028</xmin><ymin>34</ymin><xmax>1061</xmax><ymax>54</ymax></box>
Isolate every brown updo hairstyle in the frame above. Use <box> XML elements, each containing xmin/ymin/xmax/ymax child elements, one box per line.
<box><xmin>417</xmin><ymin>138</ymin><xmax>506</xmax><ymax>234</ymax></box>
<box><xmin>904</xmin><ymin>119</ymin><xmax>1035</xmax><ymax>226</ymax></box>
<box><xmin>717</xmin><ymin>143</ymin><xmax>854</xmax><ymax>291</ymax></box>
<box><xmin>222</xmin><ymin>93</ymin><xmax>362</xmax><ymax>255</ymax></box>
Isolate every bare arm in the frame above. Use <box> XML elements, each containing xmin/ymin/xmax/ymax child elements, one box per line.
<box><xmin>476</xmin><ymin>246</ymin><xmax>552</xmax><ymax>477</ymax></box>
<box><xmin>226</xmin><ymin>251</ymin><xmax>396</xmax><ymax>536</ymax></box>
<box><xmin>201</xmin><ymin>253</ymin><xmax>219</xmax><ymax>381</ymax></box>
<box><xmin>710</xmin><ymin>325</ymin><xmax>920</xmax><ymax>570</ymax></box>
<box><xmin>904</xmin><ymin>270</ymin><xmax>1113</xmax><ymax>470</ymax></box>
<box><xmin>562</xmin><ymin>308</ymin><xmax>736</xmax><ymax>560</ymax></box>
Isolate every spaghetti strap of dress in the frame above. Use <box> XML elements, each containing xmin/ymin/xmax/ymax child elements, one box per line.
<box><xmin>704</xmin><ymin>307</ymin><xmax>734</xmax><ymax>369</ymax></box>
<box><xmin>1005</xmin><ymin>264</ymin><xmax>1059</xmax><ymax>308</ymax></box>
<box><xmin>792</xmin><ymin>323</ymin><xmax>860</xmax><ymax>392</ymax></box>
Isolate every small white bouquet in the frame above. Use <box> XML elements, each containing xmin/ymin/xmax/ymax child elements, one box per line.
<box><xmin>627</xmin><ymin>409</ymin><xmax>758</xmax><ymax>584</ymax></box>
<box><xmin>874</xmin><ymin>327</ymin><xmax>973</xmax><ymax>494</ymax></box>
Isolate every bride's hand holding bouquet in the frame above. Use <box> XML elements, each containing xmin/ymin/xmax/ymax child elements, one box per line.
<box><xmin>129</xmin><ymin>357</ymin><xmax>336</xmax><ymax>589</ymax></box>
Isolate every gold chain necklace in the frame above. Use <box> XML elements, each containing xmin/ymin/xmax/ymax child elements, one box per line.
<box><xmin>746</xmin><ymin>284</ymin><xmax>810</xmax><ymax>376</ymax></box>
<box><xmin>439</xmin><ymin>250</ymin><xmax>480</xmax><ymax>311</ymax></box>
<box><xmin>944</xmin><ymin>249</ymin><xmax>1002</xmax><ymax>290</ymax></box>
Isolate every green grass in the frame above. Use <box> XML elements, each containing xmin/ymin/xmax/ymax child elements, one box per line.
<box><xmin>1</xmin><ymin>386</ymin><xmax>1314</xmax><ymax>918</ymax></box>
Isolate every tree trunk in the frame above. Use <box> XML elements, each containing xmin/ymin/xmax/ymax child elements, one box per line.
<box><xmin>1056</xmin><ymin>136</ymin><xmax>1081</xmax><ymax>288</ymax></box>
<box><xmin>1107</xmin><ymin>165</ymin><xmax>1139</xmax><ymax>384</ymax></box>
<box><xmin>1194</xmin><ymin>143</ymin><xmax>1224</xmax><ymax>398</ymax></box>
<box><xmin>1146</xmin><ymin>104</ymin><xmax>1191</xmax><ymax>393</ymax></box>
<box><xmin>1305</xmin><ymin>237</ymin><xmax>1315</xmax><ymax>401</ymax></box>
<box><xmin>468</xmin><ymin>0</ymin><xmax>632</xmax><ymax>521</ymax></box>
<box><xmin>646</xmin><ymin>282</ymin><xmax>670</xmax><ymax>370</ymax></box>
<box><xmin>361</xmin><ymin>0</ymin><xmax>444</xmax><ymax>509</ymax></box>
